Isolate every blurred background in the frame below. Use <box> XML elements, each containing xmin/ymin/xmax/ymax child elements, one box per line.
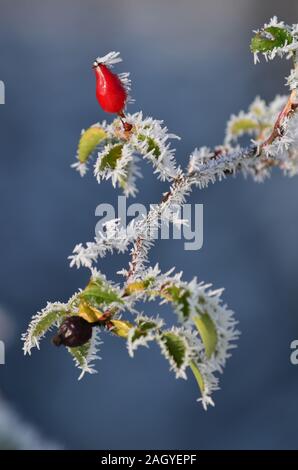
<box><xmin>0</xmin><ymin>0</ymin><xmax>298</xmax><ymax>450</ymax></box>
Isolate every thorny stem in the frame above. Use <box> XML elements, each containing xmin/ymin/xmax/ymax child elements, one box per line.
<box><xmin>259</xmin><ymin>89</ymin><xmax>298</xmax><ymax>151</ymax></box>
<box><xmin>126</xmin><ymin>236</ymin><xmax>145</xmax><ymax>281</ymax></box>
<box><xmin>118</xmin><ymin>111</ymin><xmax>133</xmax><ymax>132</ymax></box>
<box><xmin>126</xmin><ymin>175</ymin><xmax>185</xmax><ymax>280</ymax></box>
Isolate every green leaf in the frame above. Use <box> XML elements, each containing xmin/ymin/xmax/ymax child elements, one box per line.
<box><xmin>189</xmin><ymin>360</ymin><xmax>205</xmax><ymax>395</ymax></box>
<box><xmin>193</xmin><ymin>313</ymin><xmax>217</xmax><ymax>359</ymax></box>
<box><xmin>127</xmin><ymin>316</ymin><xmax>162</xmax><ymax>356</ymax></box>
<box><xmin>138</xmin><ymin>134</ymin><xmax>161</xmax><ymax>158</ymax></box>
<box><xmin>68</xmin><ymin>342</ymin><xmax>91</xmax><ymax>370</ymax></box>
<box><xmin>67</xmin><ymin>329</ymin><xmax>100</xmax><ymax>379</ymax></box>
<box><xmin>78</xmin><ymin>126</ymin><xmax>107</xmax><ymax>163</ymax></box>
<box><xmin>160</xmin><ymin>331</ymin><xmax>187</xmax><ymax>369</ymax></box>
<box><xmin>22</xmin><ymin>305</ymin><xmax>70</xmax><ymax>354</ymax></box>
<box><xmin>250</xmin><ymin>26</ymin><xmax>292</xmax><ymax>53</ymax></box>
<box><xmin>99</xmin><ymin>144</ymin><xmax>123</xmax><ymax>170</ymax></box>
<box><xmin>32</xmin><ymin>310</ymin><xmax>67</xmax><ymax>338</ymax></box>
<box><xmin>80</xmin><ymin>278</ymin><xmax>123</xmax><ymax>307</ymax></box>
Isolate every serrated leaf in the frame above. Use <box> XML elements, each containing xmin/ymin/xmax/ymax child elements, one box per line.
<box><xmin>250</xmin><ymin>26</ymin><xmax>292</xmax><ymax>53</ymax></box>
<box><xmin>124</xmin><ymin>281</ymin><xmax>147</xmax><ymax>295</ymax></box>
<box><xmin>32</xmin><ymin>309</ymin><xmax>68</xmax><ymax>338</ymax></box>
<box><xmin>127</xmin><ymin>317</ymin><xmax>161</xmax><ymax>356</ymax></box>
<box><xmin>193</xmin><ymin>313</ymin><xmax>217</xmax><ymax>359</ymax></box>
<box><xmin>78</xmin><ymin>126</ymin><xmax>107</xmax><ymax>163</ymax></box>
<box><xmin>130</xmin><ymin>319</ymin><xmax>159</xmax><ymax>342</ymax></box>
<box><xmin>80</xmin><ymin>278</ymin><xmax>123</xmax><ymax>307</ymax></box>
<box><xmin>189</xmin><ymin>360</ymin><xmax>205</xmax><ymax>395</ymax></box>
<box><xmin>99</xmin><ymin>144</ymin><xmax>123</xmax><ymax>170</ymax></box>
<box><xmin>67</xmin><ymin>328</ymin><xmax>101</xmax><ymax>379</ymax></box>
<box><xmin>22</xmin><ymin>305</ymin><xmax>70</xmax><ymax>354</ymax></box>
<box><xmin>138</xmin><ymin>134</ymin><xmax>161</xmax><ymax>158</ymax></box>
<box><xmin>160</xmin><ymin>331</ymin><xmax>187</xmax><ymax>369</ymax></box>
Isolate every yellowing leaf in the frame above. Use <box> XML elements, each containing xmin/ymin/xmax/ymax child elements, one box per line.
<box><xmin>110</xmin><ymin>319</ymin><xmax>133</xmax><ymax>338</ymax></box>
<box><xmin>78</xmin><ymin>301</ymin><xmax>103</xmax><ymax>323</ymax></box>
<box><xmin>124</xmin><ymin>281</ymin><xmax>146</xmax><ymax>295</ymax></box>
<box><xmin>77</xmin><ymin>126</ymin><xmax>107</xmax><ymax>163</ymax></box>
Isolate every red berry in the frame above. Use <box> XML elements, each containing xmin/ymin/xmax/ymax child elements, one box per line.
<box><xmin>94</xmin><ymin>64</ymin><xmax>127</xmax><ymax>114</ymax></box>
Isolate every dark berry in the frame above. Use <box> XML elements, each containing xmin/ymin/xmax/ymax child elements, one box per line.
<box><xmin>52</xmin><ymin>316</ymin><xmax>92</xmax><ymax>348</ymax></box>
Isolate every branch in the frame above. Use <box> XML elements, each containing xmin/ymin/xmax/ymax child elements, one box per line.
<box><xmin>22</xmin><ymin>17</ymin><xmax>298</xmax><ymax>408</ymax></box>
<box><xmin>125</xmin><ymin>94</ymin><xmax>298</xmax><ymax>283</ymax></box>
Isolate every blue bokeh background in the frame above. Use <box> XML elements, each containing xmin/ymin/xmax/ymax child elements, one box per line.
<box><xmin>0</xmin><ymin>0</ymin><xmax>298</xmax><ymax>449</ymax></box>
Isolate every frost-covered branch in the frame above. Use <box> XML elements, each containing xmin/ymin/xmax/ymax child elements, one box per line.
<box><xmin>23</xmin><ymin>17</ymin><xmax>298</xmax><ymax>409</ymax></box>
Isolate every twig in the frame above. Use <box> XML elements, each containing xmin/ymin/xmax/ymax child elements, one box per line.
<box><xmin>125</xmin><ymin>93</ymin><xmax>298</xmax><ymax>282</ymax></box>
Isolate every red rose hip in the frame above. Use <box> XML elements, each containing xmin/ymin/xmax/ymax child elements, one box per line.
<box><xmin>92</xmin><ymin>52</ymin><xmax>133</xmax><ymax>131</ymax></box>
